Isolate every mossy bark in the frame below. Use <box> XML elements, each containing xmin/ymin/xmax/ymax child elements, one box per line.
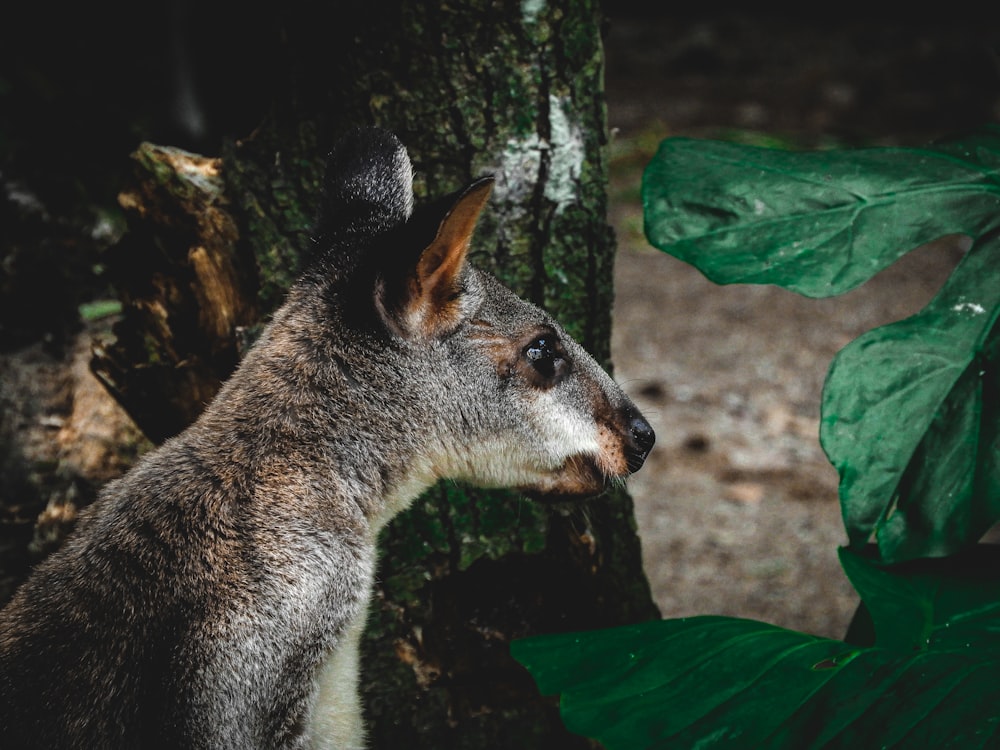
<box><xmin>96</xmin><ymin>1</ymin><xmax>658</xmax><ymax>747</ymax></box>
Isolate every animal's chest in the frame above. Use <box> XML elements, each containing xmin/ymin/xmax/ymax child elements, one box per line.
<box><xmin>192</xmin><ymin>539</ymin><xmax>375</xmax><ymax>749</ymax></box>
<box><xmin>283</xmin><ymin>538</ymin><xmax>377</xmax><ymax>749</ymax></box>
<box><xmin>302</xmin><ymin>604</ymin><xmax>370</xmax><ymax>749</ymax></box>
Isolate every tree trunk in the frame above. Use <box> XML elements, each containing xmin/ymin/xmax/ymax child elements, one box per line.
<box><xmin>94</xmin><ymin>1</ymin><xmax>658</xmax><ymax>746</ymax></box>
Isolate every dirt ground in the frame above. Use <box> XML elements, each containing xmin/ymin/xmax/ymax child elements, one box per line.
<box><xmin>603</xmin><ymin>13</ymin><xmax>998</xmax><ymax>638</ymax></box>
<box><xmin>2</xmin><ymin>13</ymin><xmax>997</xmax><ymax>637</ymax></box>
<box><xmin>609</xmin><ymin>217</ymin><xmax>963</xmax><ymax>639</ymax></box>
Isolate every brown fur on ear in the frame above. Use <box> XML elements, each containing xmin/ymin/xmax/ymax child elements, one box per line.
<box><xmin>397</xmin><ymin>176</ymin><xmax>493</xmax><ymax>338</ymax></box>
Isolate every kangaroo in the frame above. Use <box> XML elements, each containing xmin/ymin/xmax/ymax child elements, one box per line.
<box><xmin>0</xmin><ymin>127</ymin><xmax>654</xmax><ymax>749</ymax></box>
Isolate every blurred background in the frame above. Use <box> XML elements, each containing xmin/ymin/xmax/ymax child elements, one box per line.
<box><xmin>604</xmin><ymin>10</ymin><xmax>999</xmax><ymax>638</ymax></box>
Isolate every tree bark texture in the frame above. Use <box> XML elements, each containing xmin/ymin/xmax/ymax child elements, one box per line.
<box><xmin>92</xmin><ymin>1</ymin><xmax>658</xmax><ymax>747</ymax></box>
<box><xmin>92</xmin><ymin>145</ymin><xmax>258</xmax><ymax>443</ymax></box>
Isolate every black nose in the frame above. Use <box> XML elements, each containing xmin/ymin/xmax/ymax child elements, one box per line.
<box><xmin>626</xmin><ymin>412</ymin><xmax>655</xmax><ymax>472</ymax></box>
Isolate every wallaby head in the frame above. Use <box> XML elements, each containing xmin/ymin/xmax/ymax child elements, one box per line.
<box><xmin>275</xmin><ymin>126</ymin><xmax>655</xmax><ymax>524</ymax></box>
<box><xmin>0</xmin><ymin>126</ymin><xmax>654</xmax><ymax>749</ymax></box>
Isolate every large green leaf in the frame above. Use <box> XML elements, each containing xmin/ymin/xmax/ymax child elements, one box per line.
<box><xmin>838</xmin><ymin>546</ymin><xmax>1000</xmax><ymax>652</ymax></box>
<box><xmin>511</xmin><ymin>548</ymin><xmax>1000</xmax><ymax>749</ymax></box>
<box><xmin>820</xmin><ymin>231</ymin><xmax>1000</xmax><ymax>562</ymax></box>
<box><xmin>642</xmin><ymin>127</ymin><xmax>1000</xmax><ymax>298</ymax></box>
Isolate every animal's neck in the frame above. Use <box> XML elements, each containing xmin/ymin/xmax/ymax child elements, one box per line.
<box><xmin>190</xmin><ymin>359</ymin><xmax>438</xmax><ymax>537</ymax></box>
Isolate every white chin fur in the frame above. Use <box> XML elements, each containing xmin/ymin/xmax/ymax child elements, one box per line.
<box><xmin>432</xmin><ymin>393</ymin><xmax>601</xmax><ymax>490</ymax></box>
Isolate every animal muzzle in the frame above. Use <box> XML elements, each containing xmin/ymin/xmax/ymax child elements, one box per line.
<box><xmin>624</xmin><ymin>409</ymin><xmax>655</xmax><ymax>473</ymax></box>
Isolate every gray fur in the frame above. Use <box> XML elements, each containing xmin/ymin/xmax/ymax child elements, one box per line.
<box><xmin>0</xmin><ymin>128</ymin><xmax>653</xmax><ymax>749</ymax></box>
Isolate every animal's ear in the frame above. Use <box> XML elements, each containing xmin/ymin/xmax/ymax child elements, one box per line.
<box><xmin>318</xmin><ymin>127</ymin><xmax>414</xmax><ymax>240</ymax></box>
<box><xmin>381</xmin><ymin>176</ymin><xmax>493</xmax><ymax>339</ymax></box>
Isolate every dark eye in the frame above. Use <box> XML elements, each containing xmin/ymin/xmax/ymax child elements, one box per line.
<box><xmin>524</xmin><ymin>336</ymin><xmax>564</xmax><ymax>380</ymax></box>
